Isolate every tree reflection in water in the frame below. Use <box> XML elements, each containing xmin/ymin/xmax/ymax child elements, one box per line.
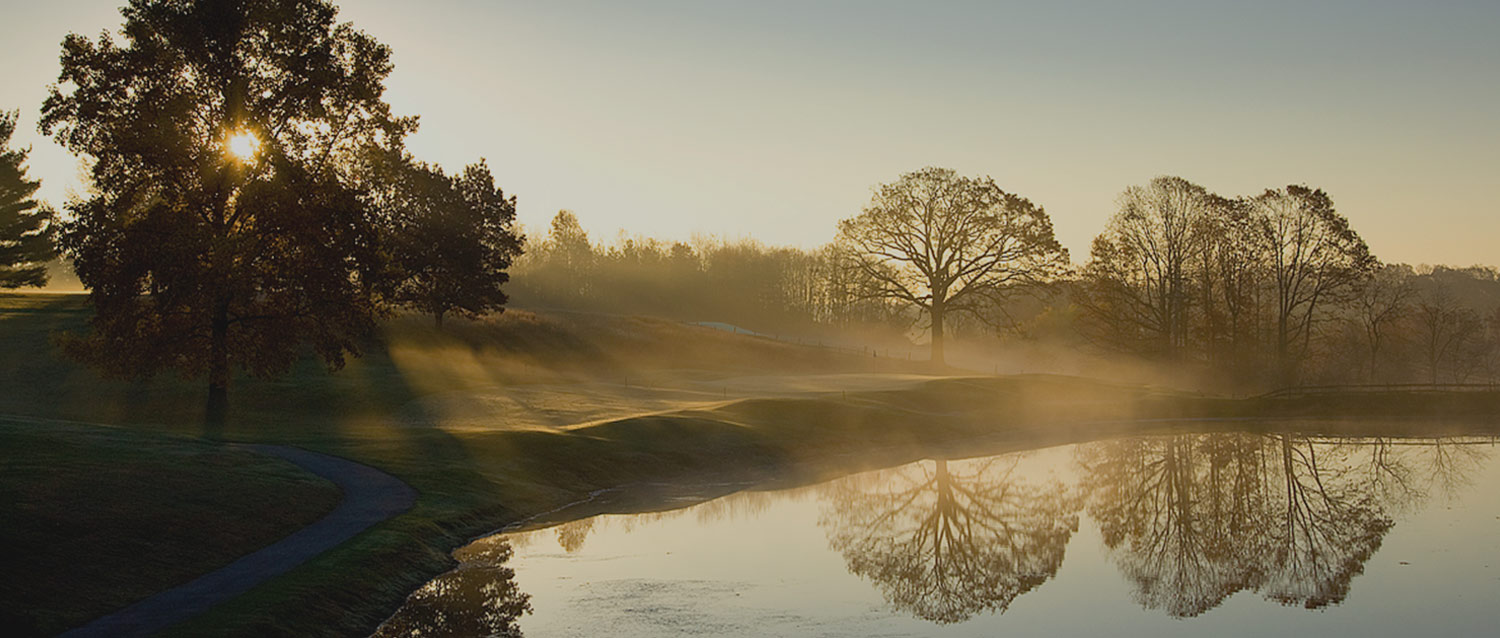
<box><xmin>1261</xmin><ymin>435</ymin><xmax>1393</xmax><ymax>609</ymax></box>
<box><xmin>1077</xmin><ymin>434</ymin><xmax>1269</xmax><ymax>616</ymax></box>
<box><xmin>553</xmin><ymin>518</ymin><xmax>595</xmax><ymax>553</ymax></box>
<box><xmin>370</xmin><ymin>432</ymin><xmax>1492</xmax><ymax>633</ymax></box>
<box><xmin>1413</xmin><ymin>436</ymin><xmax>1492</xmax><ymax>498</ymax></box>
<box><xmin>1076</xmin><ymin>432</ymin><xmax>1494</xmax><ymax>618</ymax></box>
<box><xmin>373</xmin><ymin>538</ymin><xmax>532</xmax><ymax>638</ymax></box>
<box><xmin>820</xmin><ymin>456</ymin><xmax>1080</xmax><ymax>623</ymax></box>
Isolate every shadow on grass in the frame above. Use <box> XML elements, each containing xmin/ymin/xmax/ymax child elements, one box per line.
<box><xmin>157</xmin><ymin>333</ymin><xmax>524</xmax><ymax>638</ymax></box>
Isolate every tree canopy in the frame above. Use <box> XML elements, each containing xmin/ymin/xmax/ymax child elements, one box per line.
<box><xmin>1254</xmin><ymin>185</ymin><xmax>1374</xmax><ymax>381</ymax></box>
<box><xmin>40</xmin><ymin>0</ymin><xmax>415</xmax><ymax>424</ymax></box>
<box><xmin>377</xmin><ymin>157</ymin><xmax>523</xmax><ymax>326</ymax></box>
<box><xmin>0</xmin><ymin>110</ymin><xmax>54</xmax><ymax>289</ymax></box>
<box><xmin>1080</xmin><ymin>176</ymin><xmax>1223</xmax><ymax>358</ymax></box>
<box><xmin>837</xmin><ymin>167</ymin><xmax>1067</xmax><ymax>365</ymax></box>
<box><xmin>1079</xmin><ymin>178</ymin><xmax>1375</xmax><ymax>385</ymax></box>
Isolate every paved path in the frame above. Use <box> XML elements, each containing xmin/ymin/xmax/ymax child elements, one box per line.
<box><xmin>61</xmin><ymin>444</ymin><xmax>417</xmax><ymax>638</ymax></box>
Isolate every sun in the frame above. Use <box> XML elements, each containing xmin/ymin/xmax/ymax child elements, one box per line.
<box><xmin>225</xmin><ymin>130</ymin><xmax>261</xmax><ymax>162</ymax></box>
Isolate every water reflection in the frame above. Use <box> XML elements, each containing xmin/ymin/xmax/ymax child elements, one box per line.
<box><xmin>373</xmin><ymin>538</ymin><xmax>532</xmax><ymax>638</ymax></box>
<box><xmin>1078</xmin><ymin>433</ymin><xmax>1401</xmax><ymax>616</ymax></box>
<box><xmin>552</xmin><ymin>518</ymin><xmax>594</xmax><ymax>553</ymax></box>
<box><xmin>1411</xmin><ymin>437</ymin><xmax>1491</xmax><ymax>498</ymax></box>
<box><xmin>819</xmin><ymin>457</ymin><xmax>1080</xmax><ymax>623</ymax></box>
<box><xmin>528</xmin><ymin>488</ymin><xmax>790</xmax><ymax>555</ymax></box>
<box><xmin>375</xmin><ymin>431</ymin><xmax>1496</xmax><ymax>635</ymax></box>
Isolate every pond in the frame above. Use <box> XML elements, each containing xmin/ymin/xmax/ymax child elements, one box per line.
<box><xmin>375</xmin><ymin>429</ymin><xmax>1500</xmax><ymax>637</ymax></box>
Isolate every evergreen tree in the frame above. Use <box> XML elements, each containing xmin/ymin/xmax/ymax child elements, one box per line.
<box><xmin>0</xmin><ymin>110</ymin><xmax>54</xmax><ymax>289</ymax></box>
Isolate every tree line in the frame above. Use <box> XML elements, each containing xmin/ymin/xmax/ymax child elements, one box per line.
<box><xmin>507</xmin><ymin>210</ymin><xmax>902</xmax><ymax>335</ymax></box>
<box><xmin>510</xmin><ymin>171</ymin><xmax>1497</xmax><ymax>389</ymax></box>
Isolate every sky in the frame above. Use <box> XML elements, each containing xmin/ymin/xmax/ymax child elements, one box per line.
<box><xmin>2</xmin><ymin>0</ymin><xmax>1496</xmax><ymax>266</ymax></box>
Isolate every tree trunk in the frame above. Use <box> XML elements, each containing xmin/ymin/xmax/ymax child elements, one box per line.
<box><xmin>930</xmin><ymin>304</ymin><xmax>946</xmax><ymax>367</ymax></box>
<box><xmin>205</xmin><ymin>296</ymin><xmax>230</xmax><ymax>435</ymax></box>
<box><xmin>435</xmin><ymin>310</ymin><xmax>445</xmax><ymax>328</ymax></box>
<box><xmin>1275</xmin><ymin>313</ymin><xmax>1293</xmax><ymax>386</ymax></box>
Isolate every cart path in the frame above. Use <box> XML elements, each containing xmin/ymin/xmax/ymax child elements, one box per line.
<box><xmin>61</xmin><ymin>444</ymin><xmax>417</xmax><ymax>638</ymax></box>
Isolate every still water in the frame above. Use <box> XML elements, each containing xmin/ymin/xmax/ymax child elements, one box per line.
<box><xmin>376</xmin><ymin>430</ymin><xmax>1500</xmax><ymax>637</ymax></box>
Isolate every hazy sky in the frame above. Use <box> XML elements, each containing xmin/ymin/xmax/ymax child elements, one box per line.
<box><xmin>3</xmin><ymin>0</ymin><xmax>1496</xmax><ymax>266</ymax></box>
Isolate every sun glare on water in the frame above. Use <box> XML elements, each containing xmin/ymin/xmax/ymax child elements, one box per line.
<box><xmin>226</xmin><ymin>130</ymin><xmax>261</xmax><ymax>162</ymax></box>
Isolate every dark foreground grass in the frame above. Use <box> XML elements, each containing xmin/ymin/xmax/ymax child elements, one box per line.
<box><xmin>0</xmin><ymin>417</ymin><xmax>341</xmax><ymax>637</ymax></box>
<box><xmin>4</xmin><ymin>293</ymin><xmax>1500</xmax><ymax>637</ymax></box>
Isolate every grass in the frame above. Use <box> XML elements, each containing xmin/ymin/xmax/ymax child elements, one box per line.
<box><xmin>3</xmin><ymin>292</ymin><xmax>1499</xmax><ymax>636</ymax></box>
<box><xmin>0</xmin><ymin>417</ymin><xmax>341</xmax><ymax>637</ymax></box>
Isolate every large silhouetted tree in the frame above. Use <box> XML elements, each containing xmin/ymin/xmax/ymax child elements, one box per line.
<box><xmin>1078</xmin><ymin>177</ymin><xmax>1224</xmax><ymax>359</ymax></box>
<box><xmin>836</xmin><ymin>168</ymin><xmax>1067</xmax><ymax>365</ymax></box>
<box><xmin>1074</xmin><ymin>179</ymin><xmax>1392</xmax><ymax>386</ymax></box>
<box><xmin>1255</xmin><ymin>185</ymin><xmax>1374</xmax><ymax>383</ymax></box>
<box><xmin>382</xmin><ymin>158</ymin><xmax>522</xmax><ymax>326</ymax></box>
<box><xmin>41</xmin><ymin>0</ymin><xmax>414</xmax><ymax>426</ymax></box>
<box><xmin>0</xmin><ymin>110</ymin><xmax>54</xmax><ymax>289</ymax></box>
